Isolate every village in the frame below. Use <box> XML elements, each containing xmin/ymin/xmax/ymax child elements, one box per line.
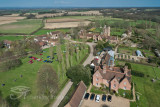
<box><xmin>0</xmin><ymin>7</ymin><xmax>160</xmax><ymax>107</ymax></box>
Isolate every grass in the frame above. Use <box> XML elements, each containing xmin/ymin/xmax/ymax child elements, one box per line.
<box><xmin>33</xmin><ymin>28</ymin><xmax>70</xmax><ymax>35</ymax></box>
<box><xmin>47</xmin><ymin>16</ymin><xmax>97</xmax><ymax>20</ymax></box>
<box><xmin>0</xmin><ymin>35</ymin><xmax>33</xmax><ymax>41</ymax></box>
<box><xmin>90</xmin><ymin>86</ymin><xmax>106</xmax><ymax>94</ymax></box>
<box><xmin>0</xmin><ymin>43</ymin><xmax>89</xmax><ymax>107</ymax></box>
<box><xmin>0</xmin><ymin>36</ymin><xmax>25</xmax><ymax>41</ymax></box>
<box><xmin>0</xmin><ymin>19</ymin><xmax>43</xmax><ymax>34</ymax></box>
<box><xmin>115</xmin><ymin>60</ymin><xmax>160</xmax><ymax>107</ymax></box>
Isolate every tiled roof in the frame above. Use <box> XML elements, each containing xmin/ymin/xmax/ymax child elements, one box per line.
<box><xmin>3</xmin><ymin>40</ymin><xmax>12</xmax><ymax>44</ymax></box>
<box><xmin>65</xmin><ymin>81</ymin><xmax>87</xmax><ymax>107</ymax></box>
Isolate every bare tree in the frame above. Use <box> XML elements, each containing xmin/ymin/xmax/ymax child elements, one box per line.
<box><xmin>69</xmin><ymin>43</ymin><xmax>74</xmax><ymax>66</ymax></box>
<box><xmin>56</xmin><ymin>43</ymin><xmax>62</xmax><ymax>62</ymax></box>
<box><xmin>37</xmin><ymin>64</ymin><xmax>58</xmax><ymax>101</ymax></box>
<box><xmin>65</xmin><ymin>41</ymin><xmax>70</xmax><ymax>69</ymax></box>
<box><xmin>49</xmin><ymin>46</ymin><xmax>54</xmax><ymax>59</ymax></box>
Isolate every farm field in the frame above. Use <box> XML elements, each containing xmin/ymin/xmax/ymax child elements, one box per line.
<box><xmin>47</xmin><ymin>16</ymin><xmax>98</xmax><ymax>20</ymax></box>
<box><xmin>0</xmin><ymin>36</ymin><xmax>25</xmax><ymax>41</ymax></box>
<box><xmin>44</xmin><ymin>21</ymin><xmax>90</xmax><ymax>29</ymax></box>
<box><xmin>0</xmin><ymin>19</ymin><xmax>43</xmax><ymax>34</ymax></box>
<box><xmin>115</xmin><ymin>61</ymin><xmax>160</xmax><ymax>107</ymax></box>
<box><xmin>0</xmin><ymin>16</ymin><xmax>25</xmax><ymax>25</ymax></box>
<box><xmin>0</xmin><ymin>43</ymin><xmax>89</xmax><ymax>107</ymax></box>
<box><xmin>34</xmin><ymin>28</ymin><xmax>70</xmax><ymax>35</ymax></box>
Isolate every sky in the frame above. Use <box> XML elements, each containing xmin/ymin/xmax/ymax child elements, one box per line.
<box><xmin>0</xmin><ymin>0</ymin><xmax>160</xmax><ymax>8</ymax></box>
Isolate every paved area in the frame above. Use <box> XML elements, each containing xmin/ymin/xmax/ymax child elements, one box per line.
<box><xmin>51</xmin><ymin>81</ymin><xmax>73</xmax><ymax>107</ymax></box>
<box><xmin>83</xmin><ymin>42</ymin><xmax>96</xmax><ymax>66</ymax></box>
<box><xmin>81</xmin><ymin>95</ymin><xmax>130</xmax><ymax>107</ymax></box>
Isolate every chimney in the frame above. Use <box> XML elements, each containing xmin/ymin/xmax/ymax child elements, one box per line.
<box><xmin>103</xmin><ymin>65</ymin><xmax>107</xmax><ymax>73</ymax></box>
<box><xmin>124</xmin><ymin>66</ymin><xmax>129</xmax><ymax>75</ymax></box>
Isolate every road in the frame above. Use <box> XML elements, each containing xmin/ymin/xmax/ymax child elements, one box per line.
<box><xmin>51</xmin><ymin>81</ymin><xmax>73</xmax><ymax>107</ymax></box>
<box><xmin>51</xmin><ymin>41</ymin><xmax>96</xmax><ymax>107</ymax></box>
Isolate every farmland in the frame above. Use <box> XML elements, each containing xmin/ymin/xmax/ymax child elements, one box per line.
<box><xmin>44</xmin><ymin>21</ymin><xmax>90</xmax><ymax>29</ymax></box>
<box><xmin>34</xmin><ymin>28</ymin><xmax>70</xmax><ymax>35</ymax></box>
<box><xmin>0</xmin><ymin>43</ymin><xmax>89</xmax><ymax>107</ymax></box>
<box><xmin>0</xmin><ymin>36</ymin><xmax>25</xmax><ymax>41</ymax></box>
<box><xmin>44</xmin><ymin>16</ymin><xmax>93</xmax><ymax>29</ymax></box>
<box><xmin>0</xmin><ymin>16</ymin><xmax>25</xmax><ymax>25</ymax></box>
<box><xmin>0</xmin><ymin>19</ymin><xmax>43</xmax><ymax>34</ymax></box>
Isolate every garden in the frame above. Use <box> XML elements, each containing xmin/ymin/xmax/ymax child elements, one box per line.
<box><xmin>115</xmin><ymin>60</ymin><xmax>160</xmax><ymax>107</ymax></box>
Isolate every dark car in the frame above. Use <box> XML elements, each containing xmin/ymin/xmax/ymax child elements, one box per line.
<box><xmin>107</xmin><ymin>95</ymin><xmax>112</xmax><ymax>102</ymax></box>
<box><xmin>84</xmin><ymin>93</ymin><xmax>90</xmax><ymax>100</ymax></box>
<box><xmin>90</xmin><ymin>93</ymin><xmax>95</xmax><ymax>100</ymax></box>
<box><xmin>102</xmin><ymin>95</ymin><xmax>106</xmax><ymax>102</ymax></box>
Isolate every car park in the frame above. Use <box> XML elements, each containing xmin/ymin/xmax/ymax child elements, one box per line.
<box><xmin>95</xmin><ymin>95</ymin><xmax>100</xmax><ymax>102</ymax></box>
<box><xmin>84</xmin><ymin>93</ymin><xmax>90</xmax><ymax>100</ymax></box>
<box><xmin>102</xmin><ymin>95</ymin><xmax>106</xmax><ymax>102</ymax></box>
<box><xmin>107</xmin><ymin>95</ymin><xmax>112</xmax><ymax>102</ymax></box>
<box><xmin>90</xmin><ymin>93</ymin><xmax>95</xmax><ymax>100</ymax></box>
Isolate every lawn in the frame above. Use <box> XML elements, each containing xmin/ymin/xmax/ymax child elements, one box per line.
<box><xmin>0</xmin><ymin>19</ymin><xmax>43</xmax><ymax>34</ymax></box>
<box><xmin>33</xmin><ymin>28</ymin><xmax>70</xmax><ymax>35</ymax></box>
<box><xmin>0</xmin><ymin>43</ymin><xmax>89</xmax><ymax>107</ymax></box>
<box><xmin>115</xmin><ymin>60</ymin><xmax>160</xmax><ymax>107</ymax></box>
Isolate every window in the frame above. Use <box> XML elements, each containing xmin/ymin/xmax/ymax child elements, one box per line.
<box><xmin>124</xmin><ymin>82</ymin><xmax>127</xmax><ymax>85</ymax></box>
<box><xmin>106</xmin><ymin>80</ymin><xmax>109</xmax><ymax>84</ymax></box>
<box><xmin>96</xmin><ymin>83</ymin><xmax>99</xmax><ymax>86</ymax></box>
<box><xmin>124</xmin><ymin>86</ymin><xmax>126</xmax><ymax>90</ymax></box>
<box><xmin>113</xmin><ymin>84</ymin><xmax>116</xmax><ymax>88</ymax></box>
<box><xmin>96</xmin><ymin>74</ymin><xmax>98</xmax><ymax>77</ymax></box>
<box><xmin>96</xmin><ymin>78</ymin><xmax>99</xmax><ymax>81</ymax></box>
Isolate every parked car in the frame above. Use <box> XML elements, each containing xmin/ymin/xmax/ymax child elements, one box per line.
<box><xmin>95</xmin><ymin>95</ymin><xmax>100</xmax><ymax>102</ymax></box>
<box><xmin>107</xmin><ymin>95</ymin><xmax>112</xmax><ymax>102</ymax></box>
<box><xmin>90</xmin><ymin>93</ymin><xmax>95</xmax><ymax>100</ymax></box>
<box><xmin>84</xmin><ymin>93</ymin><xmax>90</xmax><ymax>100</ymax></box>
<box><xmin>102</xmin><ymin>94</ymin><xmax>106</xmax><ymax>102</ymax></box>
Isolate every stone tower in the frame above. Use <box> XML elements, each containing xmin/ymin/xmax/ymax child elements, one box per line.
<box><xmin>103</xmin><ymin>25</ymin><xmax>110</xmax><ymax>37</ymax></box>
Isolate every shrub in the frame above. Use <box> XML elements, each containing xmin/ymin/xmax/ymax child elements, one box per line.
<box><xmin>6</xmin><ymin>95</ymin><xmax>20</xmax><ymax>107</ymax></box>
<box><xmin>118</xmin><ymin>89</ymin><xmax>133</xmax><ymax>99</ymax></box>
<box><xmin>131</xmin><ymin>70</ymin><xmax>145</xmax><ymax>77</ymax></box>
<box><xmin>0</xmin><ymin>59</ymin><xmax>22</xmax><ymax>72</ymax></box>
<box><xmin>66</xmin><ymin>65</ymin><xmax>91</xmax><ymax>86</ymax></box>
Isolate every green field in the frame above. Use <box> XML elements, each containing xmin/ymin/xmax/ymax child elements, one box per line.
<box><xmin>0</xmin><ymin>36</ymin><xmax>31</xmax><ymax>41</ymax></box>
<box><xmin>0</xmin><ymin>19</ymin><xmax>43</xmax><ymax>34</ymax></box>
<box><xmin>116</xmin><ymin>60</ymin><xmax>160</xmax><ymax>107</ymax></box>
<box><xmin>33</xmin><ymin>28</ymin><xmax>70</xmax><ymax>35</ymax></box>
<box><xmin>47</xmin><ymin>16</ymin><xmax>97</xmax><ymax>20</ymax></box>
<box><xmin>0</xmin><ymin>43</ymin><xmax>89</xmax><ymax>107</ymax></box>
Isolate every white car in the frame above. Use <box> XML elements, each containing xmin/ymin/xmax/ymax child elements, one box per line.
<box><xmin>95</xmin><ymin>95</ymin><xmax>100</xmax><ymax>102</ymax></box>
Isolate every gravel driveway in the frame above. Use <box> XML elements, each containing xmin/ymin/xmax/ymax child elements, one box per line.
<box><xmin>81</xmin><ymin>95</ymin><xmax>130</xmax><ymax>107</ymax></box>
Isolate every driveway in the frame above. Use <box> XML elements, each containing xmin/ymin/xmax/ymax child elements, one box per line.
<box><xmin>81</xmin><ymin>95</ymin><xmax>130</xmax><ymax>107</ymax></box>
<box><xmin>83</xmin><ymin>42</ymin><xmax>96</xmax><ymax>66</ymax></box>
